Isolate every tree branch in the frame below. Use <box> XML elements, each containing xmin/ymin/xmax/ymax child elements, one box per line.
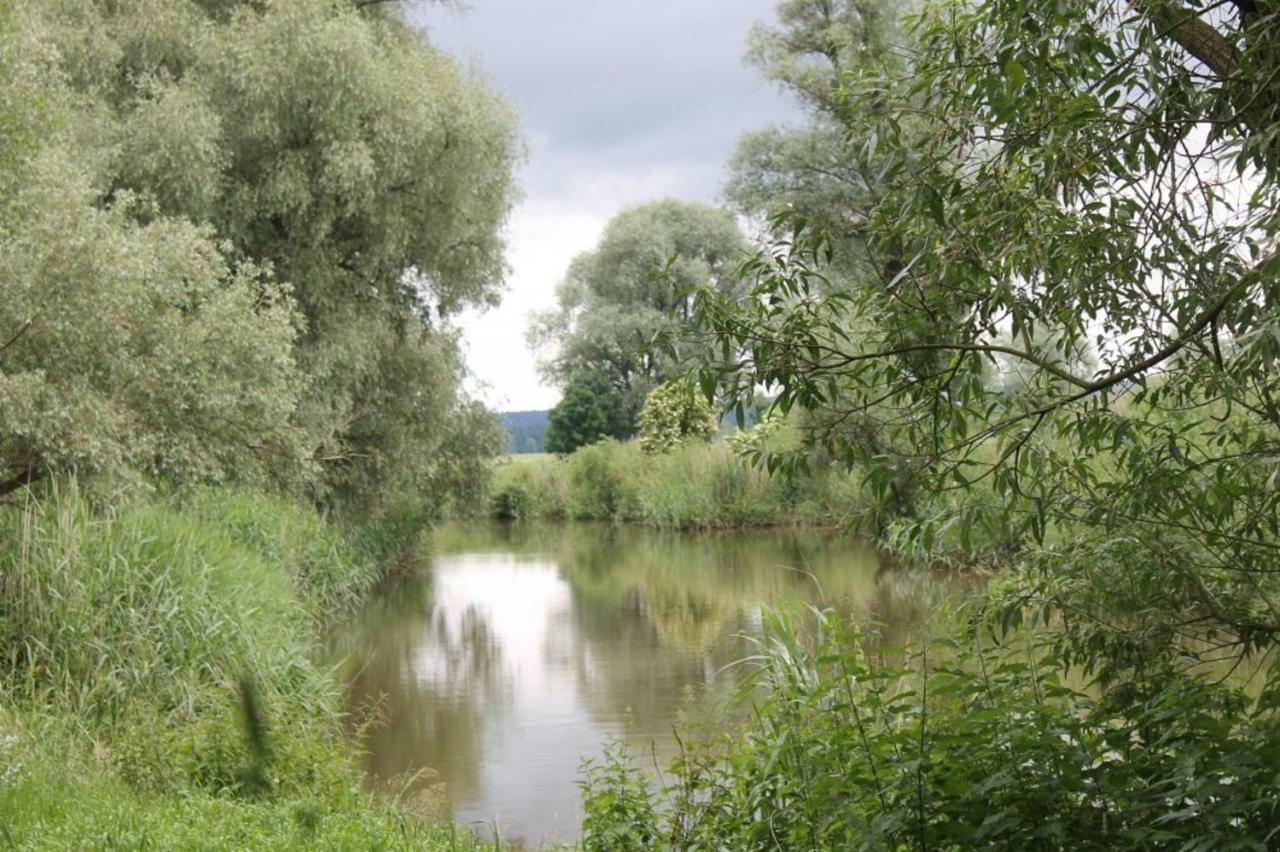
<box><xmin>1131</xmin><ymin>0</ymin><xmax>1240</xmax><ymax>78</ymax></box>
<box><xmin>0</xmin><ymin>462</ymin><xmax>42</xmax><ymax>499</ymax></box>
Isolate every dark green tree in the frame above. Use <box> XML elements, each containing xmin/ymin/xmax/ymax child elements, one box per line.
<box><xmin>545</xmin><ymin>371</ymin><xmax>631</xmax><ymax>455</ymax></box>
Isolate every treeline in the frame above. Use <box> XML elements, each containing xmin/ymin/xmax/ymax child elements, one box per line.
<box><xmin>0</xmin><ymin>0</ymin><xmax>518</xmax><ymax>846</ymax></box>
<box><xmin>501</xmin><ymin>410</ymin><xmax>550</xmax><ymax>454</ymax></box>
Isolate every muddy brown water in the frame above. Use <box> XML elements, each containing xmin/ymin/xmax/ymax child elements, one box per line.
<box><xmin>331</xmin><ymin>521</ymin><xmax>968</xmax><ymax>846</ymax></box>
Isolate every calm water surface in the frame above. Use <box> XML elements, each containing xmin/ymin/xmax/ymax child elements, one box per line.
<box><xmin>332</xmin><ymin>522</ymin><xmax>966</xmax><ymax>846</ymax></box>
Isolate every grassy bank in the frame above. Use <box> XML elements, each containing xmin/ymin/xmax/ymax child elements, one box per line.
<box><xmin>0</xmin><ymin>483</ymin><xmax>488</xmax><ymax>849</ymax></box>
<box><xmin>489</xmin><ymin>438</ymin><xmax>868</xmax><ymax>530</ymax></box>
<box><xmin>580</xmin><ymin>608</ymin><xmax>1280</xmax><ymax>849</ymax></box>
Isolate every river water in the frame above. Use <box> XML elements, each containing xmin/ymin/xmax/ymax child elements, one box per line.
<box><xmin>331</xmin><ymin>521</ymin><xmax>965</xmax><ymax>846</ymax></box>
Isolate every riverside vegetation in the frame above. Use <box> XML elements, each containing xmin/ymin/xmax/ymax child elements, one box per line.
<box><xmin>566</xmin><ymin>0</ymin><xmax>1280</xmax><ymax>848</ymax></box>
<box><xmin>0</xmin><ymin>484</ymin><xmax>495</xmax><ymax>848</ymax></box>
<box><xmin>0</xmin><ymin>0</ymin><xmax>518</xmax><ymax>846</ymax></box>
<box><xmin>5</xmin><ymin>0</ymin><xmax>1280</xmax><ymax>849</ymax></box>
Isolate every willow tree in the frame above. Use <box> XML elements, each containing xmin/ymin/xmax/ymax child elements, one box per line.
<box><xmin>533</xmin><ymin>199</ymin><xmax>745</xmax><ymax>434</ymax></box>
<box><xmin>728</xmin><ymin>0</ymin><xmax>905</xmax><ymax>235</ymax></box>
<box><xmin>0</xmin><ymin>2</ymin><xmax>309</xmax><ymax>498</ymax></box>
<box><xmin>693</xmin><ymin>0</ymin><xmax>1280</xmax><ymax>677</ymax></box>
<box><xmin>15</xmin><ymin>0</ymin><xmax>520</xmax><ymax>511</ymax></box>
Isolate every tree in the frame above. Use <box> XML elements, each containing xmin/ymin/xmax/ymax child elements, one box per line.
<box><xmin>0</xmin><ymin>3</ymin><xmax>308</xmax><ymax>498</ymax></box>
<box><xmin>15</xmin><ymin>0</ymin><xmax>520</xmax><ymax>511</ymax></box>
<box><xmin>728</xmin><ymin>1</ymin><xmax>907</xmax><ymax>235</ymax></box>
<box><xmin>722</xmin><ymin>1</ymin><xmax>939</xmax><ymax>518</ymax></box>
<box><xmin>545</xmin><ymin>371</ymin><xmax>631</xmax><ymax>455</ymax></box>
<box><xmin>636</xmin><ymin>379</ymin><xmax>718</xmax><ymax>455</ymax></box>
<box><xmin>693</xmin><ymin>0</ymin><xmax>1280</xmax><ymax>678</ymax></box>
<box><xmin>532</xmin><ymin>199</ymin><xmax>746</xmax><ymax>434</ymax></box>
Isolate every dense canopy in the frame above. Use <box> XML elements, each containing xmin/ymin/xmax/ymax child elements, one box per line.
<box><xmin>2</xmin><ymin>0</ymin><xmax>521</xmax><ymax>512</ymax></box>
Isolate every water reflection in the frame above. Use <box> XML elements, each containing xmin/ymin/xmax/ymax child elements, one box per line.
<box><xmin>332</xmin><ymin>522</ymin><xmax>968</xmax><ymax>846</ymax></box>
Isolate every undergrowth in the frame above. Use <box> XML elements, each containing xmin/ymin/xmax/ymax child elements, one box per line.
<box><xmin>581</xmin><ymin>607</ymin><xmax>1280</xmax><ymax>850</ymax></box>
<box><xmin>0</xmin><ymin>481</ymin><xmax>487</xmax><ymax>849</ymax></box>
<box><xmin>490</xmin><ymin>438</ymin><xmax>867</xmax><ymax>531</ymax></box>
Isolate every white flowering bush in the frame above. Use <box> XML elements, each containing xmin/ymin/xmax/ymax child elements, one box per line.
<box><xmin>637</xmin><ymin>379</ymin><xmax>717</xmax><ymax>455</ymax></box>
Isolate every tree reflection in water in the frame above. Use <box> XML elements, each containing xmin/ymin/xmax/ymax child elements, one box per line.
<box><xmin>331</xmin><ymin>522</ymin><xmax>974</xmax><ymax>845</ymax></box>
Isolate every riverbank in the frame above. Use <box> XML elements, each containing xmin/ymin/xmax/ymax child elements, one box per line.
<box><xmin>489</xmin><ymin>439</ymin><xmax>868</xmax><ymax>530</ymax></box>
<box><xmin>0</xmin><ymin>483</ymin><xmax>494</xmax><ymax>849</ymax></box>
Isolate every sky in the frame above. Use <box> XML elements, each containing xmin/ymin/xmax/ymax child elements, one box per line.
<box><xmin>408</xmin><ymin>0</ymin><xmax>798</xmax><ymax>411</ymax></box>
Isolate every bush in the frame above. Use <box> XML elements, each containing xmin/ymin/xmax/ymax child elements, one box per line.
<box><xmin>637</xmin><ymin>379</ymin><xmax>717</xmax><ymax>455</ymax></box>
<box><xmin>581</xmin><ymin>608</ymin><xmax>1280</xmax><ymax>850</ymax></box>
<box><xmin>565</xmin><ymin>439</ymin><xmax>635</xmax><ymax>518</ymax></box>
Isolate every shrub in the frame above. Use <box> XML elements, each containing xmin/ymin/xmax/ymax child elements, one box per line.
<box><xmin>582</xmin><ymin>608</ymin><xmax>1280</xmax><ymax>850</ymax></box>
<box><xmin>565</xmin><ymin>439</ymin><xmax>633</xmax><ymax>518</ymax></box>
<box><xmin>637</xmin><ymin>379</ymin><xmax>717</xmax><ymax>455</ymax></box>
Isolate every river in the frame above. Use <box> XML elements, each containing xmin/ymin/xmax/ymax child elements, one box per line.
<box><xmin>330</xmin><ymin>521</ymin><xmax>967</xmax><ymax>846</ymax></box>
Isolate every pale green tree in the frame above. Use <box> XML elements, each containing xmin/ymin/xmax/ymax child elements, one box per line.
<box><xmin>15</xmin><ymin>0</ymin><xmax>521</xmax><ymax>510</ymax></box>
<box><xmin>728</xmin><ymin>0</ymin><xmax>907</xmax><ymax>236</ymax></box>
<box><xmin>532</xmin><ymin>199</ymin><xmax>745</xmax><ymax>433</ymax></box>
<box><xmin>0</xmin><ymin>7</ymin><xmax>308</xmax><ymax>496</ymax></box>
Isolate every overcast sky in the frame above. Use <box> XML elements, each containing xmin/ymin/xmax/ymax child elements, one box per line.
<box><xmin>409</xmin><ymin>0</ymin><xmax>797</xmax><ymax>411</ymax></box>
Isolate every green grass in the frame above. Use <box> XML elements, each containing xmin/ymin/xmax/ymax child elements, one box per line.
<box><xmin>0</xmin><ymin>711</ymin><xmax>485</xmax><ymax>850</ymax></box>
<box><xmin>489</xmin><ymin>438</ymin><xmax>870</xmax><ymax>530</ymax></box>
<box><xmin>0</xmin><ymin>481</ymin><xmax>493</xmax><ymax>849</ymax></box>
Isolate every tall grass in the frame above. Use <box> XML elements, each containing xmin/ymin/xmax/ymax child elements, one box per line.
<box><xmin>174</xmin><ymin>485</ymin><xmax>410</xmax><ymax>617</ymax></box>
<box><xmin>0</xmin><ymin>481</ymin><xmax>317</xmax><ymax>720</ymax></box>
<box><xmin>0</xmin><ymin>481</ymin><xmax>486</xmax><ymax>848</ymax></box>
<box><xmin>490</xmin><ymin>439</ymin><xmax>870</xmax><ymax>530</ymax></box>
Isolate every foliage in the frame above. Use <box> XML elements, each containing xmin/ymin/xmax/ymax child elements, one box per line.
<box><xmin>546</xmin><ymin>370</ymin><xmax>633</xmax><ymax>455</ymax></box>
<box><xmin>727</xmin><ymin>0</ymin><xmax>907</xmax><ymax>239</ymax></box>
<box><xmin>531</xmin><ymin>199</ymin><xmax>746</xmax><ymax>432</ymax></box>
<box><xmin>0</xmin><ymin>481</ymin><xmax>492</xmax><ymax>846</ymax></box>
<box><xmin>582</xmin><ymin>607</ymin><xmax>1280</xmax><ymax>850</ymax></box>
<box><xmin>636</xmin><ymin>378</ymin><xmax>718</xmax><ymax>455</ymax></box>
<box><xmin>721</xmin><ymin>0</ymin><xmax>930</xmax><ymax>522</ymax></box>
<box><xmin>173</xmin><ymin>485</ymin><xmax>403</xmax><ymax>618</ymax></box>
<box><xmin>0</xmin><ymin>11</ymin><xmax>308</xmax><ymax>498</ymax></box>
<box><xmin>723</xmin><ymin>409</ymin><xmax>785</xmax><ymax>455</ymax></box>
<box><xmin>488</xmin><ymin>432</ymin><xmax>868</xmax><ymax>529</ymax></box>
<box><xmin>4</xmin><ymin>0</ymin><xmax>519</xmax><ymax>511</ymax></box>
<box><xmin>579</xmin><ymin>742</ymin><xmax>658</xmax><ymax>852</ymax></box>
<box><xmin>692</xmin><ymin>0</ymin><xmax>1280</xmax><ymax>678</ymax></box>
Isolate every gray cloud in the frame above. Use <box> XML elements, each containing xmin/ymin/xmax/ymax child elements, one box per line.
<box><xmin>415</xmin><ymin>0</ymin><xmax>796</xmax><ymax>198</ymax></box>
<box><xmin>406</xmin><ymin>0</ymin><xmax>799</xmax><ymax>409</ymax></box>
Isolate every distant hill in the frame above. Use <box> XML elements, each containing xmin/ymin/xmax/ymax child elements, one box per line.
<box><xmin>500</xmin><ymin>410</ymin><xmax>550</xmax><ymax>454</ymax></box>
